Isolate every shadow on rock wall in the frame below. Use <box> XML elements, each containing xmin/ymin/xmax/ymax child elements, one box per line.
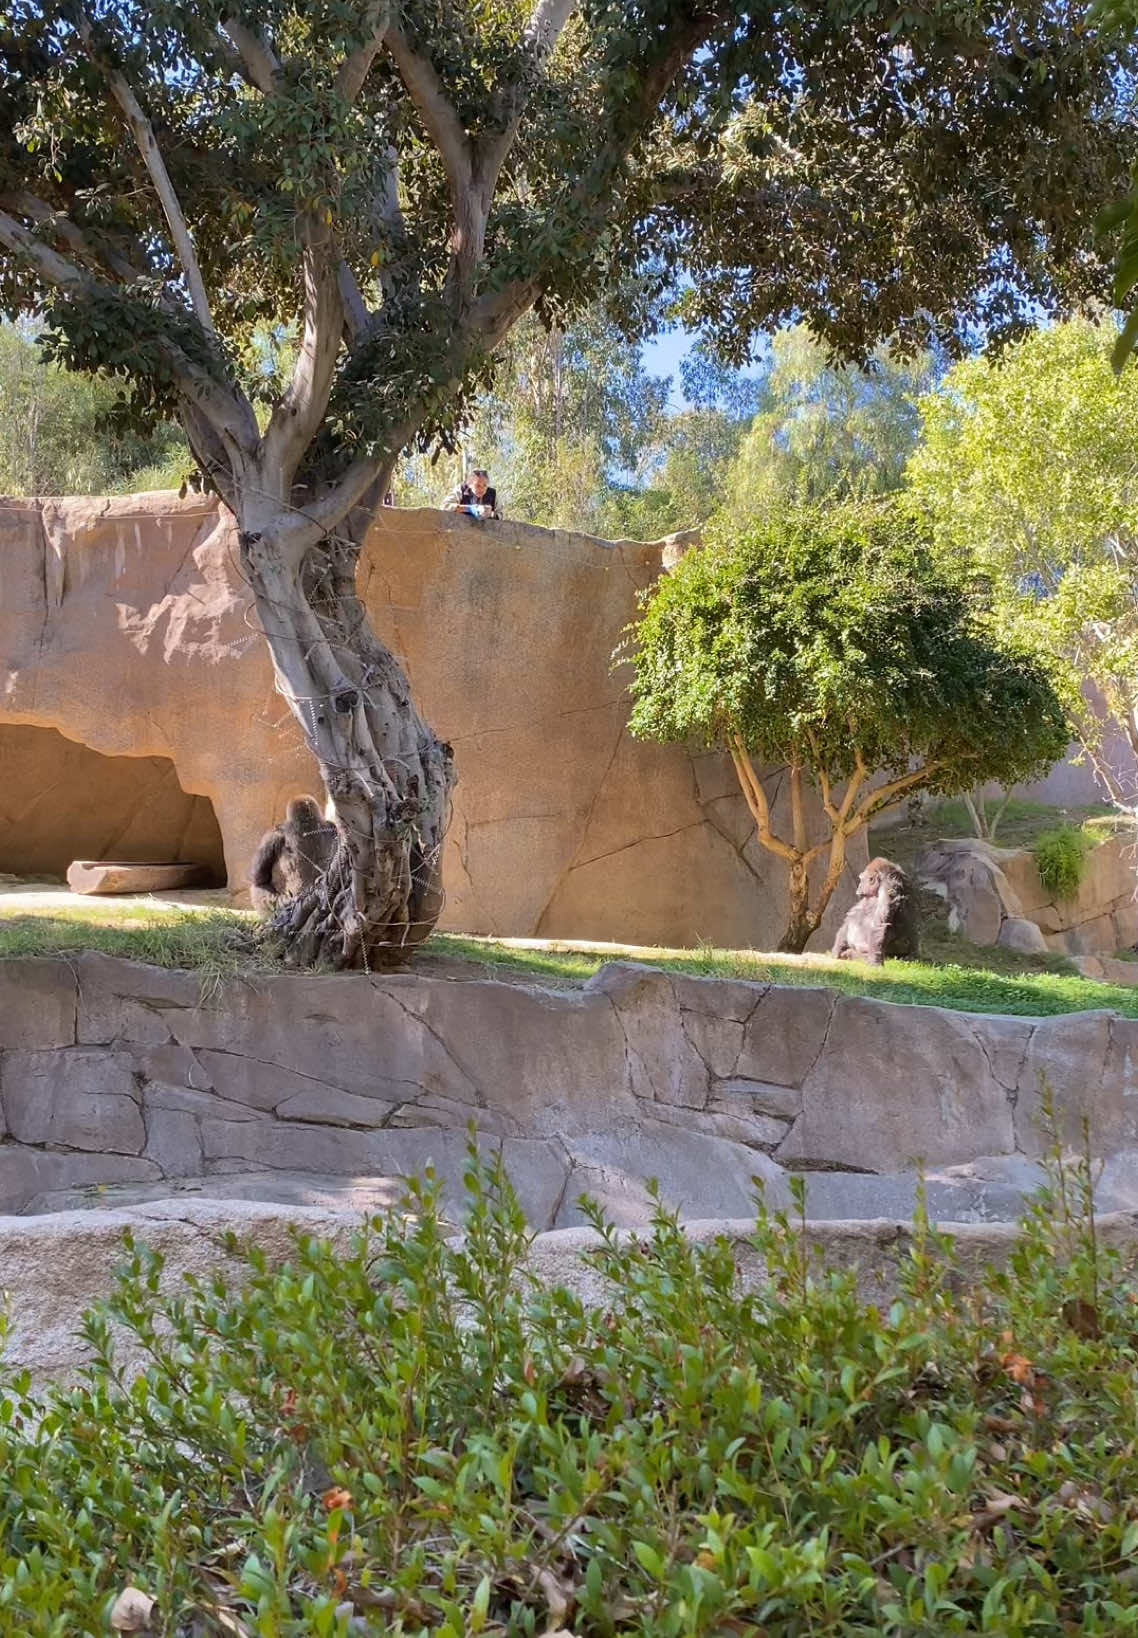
<box><xmin>0</xmin><ymin>723</ymin><xmax>225</xmax><ymax>882</ymax></box>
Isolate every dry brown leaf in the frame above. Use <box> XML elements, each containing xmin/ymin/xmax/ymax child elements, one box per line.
<box><xmin>536</xmin><ymin>1567</ymin><xmax>573</xmax><ymax>1625</ymax></box>
<box><xmin>694</xmin><ymin>1550</ymin><xmax>717</xmax><ymax>1570</ymax></box>
<box><xmin>1063</xmin><ymin>1297</ymin><xmax>1102</xmax><ymax>1340</ymax></box>
<box><xmin>972</xmin><ymin>1492</ymin><xmax>1029</xmax><ymax>1530</ymax></box>
<box><xmin>110</xmin><ymin>1588</ymin><xmax>156</xmax><ymax>1633</ymax></box>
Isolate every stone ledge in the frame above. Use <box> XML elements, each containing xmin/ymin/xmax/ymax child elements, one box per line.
<box><xmin>1</xmin><ymin>954</ymin><xmax>1138</xmax><ymax>1218</ymax></box>
<box><xmin>6</xmin><ymin>1197</ymin><xmax>1138</xmax><ymax>1385</ymax></box>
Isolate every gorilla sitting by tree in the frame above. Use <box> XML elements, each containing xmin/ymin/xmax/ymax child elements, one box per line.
<box><xmin>831</xmin><ymin>857</ymin><xmax>919</xmax><ymax>965</ymax></box>
<box><xmin>251</xmin><ymin>797</ymin><xmax>338</xmax><ymax>913</ymax></box>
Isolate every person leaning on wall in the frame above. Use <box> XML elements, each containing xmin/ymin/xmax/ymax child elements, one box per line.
<box><xmin>444</xmin><ymin>467</ymin><xmax>501</xmax><ymax>519</ymax></box>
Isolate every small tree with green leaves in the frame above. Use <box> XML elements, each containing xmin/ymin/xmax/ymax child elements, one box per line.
<box><xmin>624</xmin><ymin>501</ymin><xmax>1069</xmax><ymax>952</ymax></box>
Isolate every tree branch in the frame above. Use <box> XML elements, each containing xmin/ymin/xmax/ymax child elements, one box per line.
<box><xmin>468</xmin><ymin>276</ymin><xmax>541</xmax><ymax>346</ymax></box>
<box><xmin>75</xmin><ymin>14</ymin><xmax>216</xmax><ymax>338</ymax></box>
<box><xmin>358</xmin><ymin>146</ymin><xmax>406</xmax><ymax>305</ymax></box>
<box><xmin>805</xmin><ymin>729</ymin><xmax>840</xmax><ymax>826</ymax></box>
<box><xmin>525</xmin><ymin>0</ymin><xmax>578</xmax><ymax>56</ymax></box>
<box><xmin>790</xmin><ymin>760</ymin><xmax>807</xmax><ymax>853</ymax></box>
<box><xmin>850</xmin><ymin>763</ymin><xmax>942</xmax><ymax>831</ymax></box>
<box><xmin>476</xmin><ymin>0</ymin><xmax>578</xmax><ymax>196</ymax></box>
<box><xmin>335</xmin><ymin>4</ymin><xmax>388</xmax><ymax>103</ymax></box>
<box><xmin>261</xmin><ymin>223</ymin><xmax>345</xmax><ymax>489</ymax></box>
<box><xmin>372</xmin><ymin>145</ymin><xmax>406</xmax><ymax>241</ymax></box>
<box><xmin>337</xmin><ymin>259</ymin><xmax>371</xmax><ymax>343</ymax></box>
<box><xmin>221</xmin><ymin>18</ymin><xmax>282</xmax><ymax>94</ymax></box>
<box><xmin>729</xmin><ymin>734</ymin><xmax>797</xmax><ymax>864</ymax></box>
<box><xmin>0</xmin><ymin>207</ymin><xmax>258</xmax><ymax>457</ymax></box>
<box><xmin>837</xmin><ymin>759</ymin><xmax>867</xmax><ymax>827</ymax></box>
<box><xmin>0</xmin><ymin>189</ymin><xmax>145</xmax><ymax>283</ymax></box>
<box><xmin>383</xmin><ymin>25</ymin><xmax>472</xmax><ymax>198</ymax></box>
<box><xmin>0</xmin><ymin>207</ymin><xmax>96</xmax><ymax>297</ymax></box>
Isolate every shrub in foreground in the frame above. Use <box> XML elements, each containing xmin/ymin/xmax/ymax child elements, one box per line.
<box><xmin>1</xmin><ymin>1148</ymin><xmax>1138</xmax><ymax>1635</ymax></box>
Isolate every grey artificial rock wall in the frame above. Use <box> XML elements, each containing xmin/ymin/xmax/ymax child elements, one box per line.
<box><xmin>0</xmin><ymin>954</ymin><xmax>1134</xmax><ymax>1225</ymax></box>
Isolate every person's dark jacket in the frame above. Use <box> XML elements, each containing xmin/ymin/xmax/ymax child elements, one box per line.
<box><xmin>447</xmin><ymin>483</ymin><xmax>499</xmax><ymax>516</ymax></box>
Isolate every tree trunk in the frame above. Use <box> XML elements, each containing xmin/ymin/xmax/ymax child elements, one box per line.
<box><xmin>776</xmin><ymin>823</ymin><xmax>852</xmax><ymax>955</ymax></box>
<box><xmin>778</xmin><ymin>860</ymin><xmax>820</xmax><ymax>954</ymax></box>
<box><xmin>239</xmin><ymin>510</ymin><xmax>455</xmax><ymax>970</ymax></box>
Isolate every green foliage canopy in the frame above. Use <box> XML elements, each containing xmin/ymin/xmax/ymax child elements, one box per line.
<box><xmin>626</xmin><ymin>502</ymin><xmax>1067</xmax><ymax>799</ymax></box>
<box><xmin>0</xmin><ymin>1</ymin><xmax>1133</xmax><ymax>510</ymax></box>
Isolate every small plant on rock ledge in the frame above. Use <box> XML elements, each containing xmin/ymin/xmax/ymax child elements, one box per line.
<box><xmin>2</xmin><ymin>1141</ymin><xmax>1138</xmax><ymax>1634</ymax></box>
<box><xmin>1035</xmin><ymin>825</ymin><xmax>1095</xmax><ymax>900</ymax></box>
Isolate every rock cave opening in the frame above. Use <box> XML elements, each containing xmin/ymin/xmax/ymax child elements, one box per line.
<box><xmin>0</xmin><ymin>724</ymin><xmax>227</xmax><ymax>886</ymax></box>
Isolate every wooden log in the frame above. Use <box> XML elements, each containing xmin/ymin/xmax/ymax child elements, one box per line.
<box><xmin>65</xmin><ymin>861</ymin><xmax>212</xmax><ymax>896</ymax></box>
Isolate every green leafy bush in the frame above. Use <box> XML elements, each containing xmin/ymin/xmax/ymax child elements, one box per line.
<box><xmin>623</xmin><ymin>499</ymin><xmax>1069</xmax><ymax>950</ymax></box>
<box><xmin>2</xmin><ymin>1146</ymin><xmax>1138</xmax><ymax>1635</ymax></box>
<box><xmin>1035</xmin><ymin>826</ymin><xmax>1094</xmax><ymax>899</ymax></box>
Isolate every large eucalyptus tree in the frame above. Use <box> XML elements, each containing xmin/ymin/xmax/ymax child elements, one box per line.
<box><xmin>0</xmin><ymin>0</ymin><xmax>1131</xmax><ymax>966</ymax></box>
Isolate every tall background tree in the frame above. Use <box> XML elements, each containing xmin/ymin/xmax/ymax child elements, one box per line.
<box><xmin>907</xmin><ymin>318</ymin><xmax>1138</xmax><ymax>808</ymax></box>
<box><xmin>0</xmin><ymin>0</ymin><xmax>1132</xmax><ymax>966</ymax></box>
<box><xmin>0</xmin><ymin>320</ymin><xmax>188</xmax><ymax>493</ymax></box>
<box><xmin>397</xmin><ymin>298</ymin><xmax>671</xmax><ymax>534</ymax></box>
<box><xmin>719</xmin><ymin>325</ymin><xmax>938</xmax><ymax>526</ymax></box>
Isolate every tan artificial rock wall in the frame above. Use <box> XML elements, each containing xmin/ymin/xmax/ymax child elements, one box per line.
<box><xmin>0</xmin><ymin>493</ymin><xmax>861</xmax><ymax>949</ymax></box>
<box><xmin>0</xmin><ymin>723</ymin><xmax>226</xmax><ymax>882</ymax></box>
<box><xmin>1001</xmin><ymin>833</ymin><xmax>1138</xmax><ymax>954</ymax></box>
<box><xmin>919</xmin><ymin>834</ymin><xmax>1138</xmax><ymax>958</ymax></box>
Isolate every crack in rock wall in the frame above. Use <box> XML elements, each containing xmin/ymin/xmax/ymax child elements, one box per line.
<box><xmin>0</xmin><ymin>494</ymin><xmax>862</xmax><ymax>949</ymax></box>
<box><xmin>4</xmin><ymin>954</ymin><xmax>1138</xmax><ymax>1229</ymax></box>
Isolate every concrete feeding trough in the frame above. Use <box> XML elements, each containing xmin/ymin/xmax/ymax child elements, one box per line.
<box><xmin>65</xmin><ymin>861</ymin><xmax>212</xmax><ymax>895</ymax></box>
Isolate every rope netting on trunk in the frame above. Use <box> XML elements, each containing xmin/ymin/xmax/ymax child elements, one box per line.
<box><xmin>241</xmin><ymin>517</ymin><xmax>455</xmax><ymax>971</ymax></box>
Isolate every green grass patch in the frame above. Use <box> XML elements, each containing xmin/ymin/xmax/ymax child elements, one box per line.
<box><xmin>0</xmin><ymin>902</ymin><xmax>265</xmax><ymax>977</ymax></box>
<box><xmin>439</xmin><ymin>932</ymin><xmax>1138</xmax><ymax>1018</ymax></box>
<box><xmin>3</xmin><ymin>897</ymin><xmax>1137</xmax><ymax>1018</ymax></box>
<box><xmin>3</xmin><ymin>1141</ymin><xmax>1138</xmax><ymax>1634</ymax></box>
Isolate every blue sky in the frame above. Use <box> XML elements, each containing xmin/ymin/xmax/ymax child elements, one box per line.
<box><xmin>641</xmin><ymin>327</ymin><xmax>694</xmax><ymax>408</ymax></box>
